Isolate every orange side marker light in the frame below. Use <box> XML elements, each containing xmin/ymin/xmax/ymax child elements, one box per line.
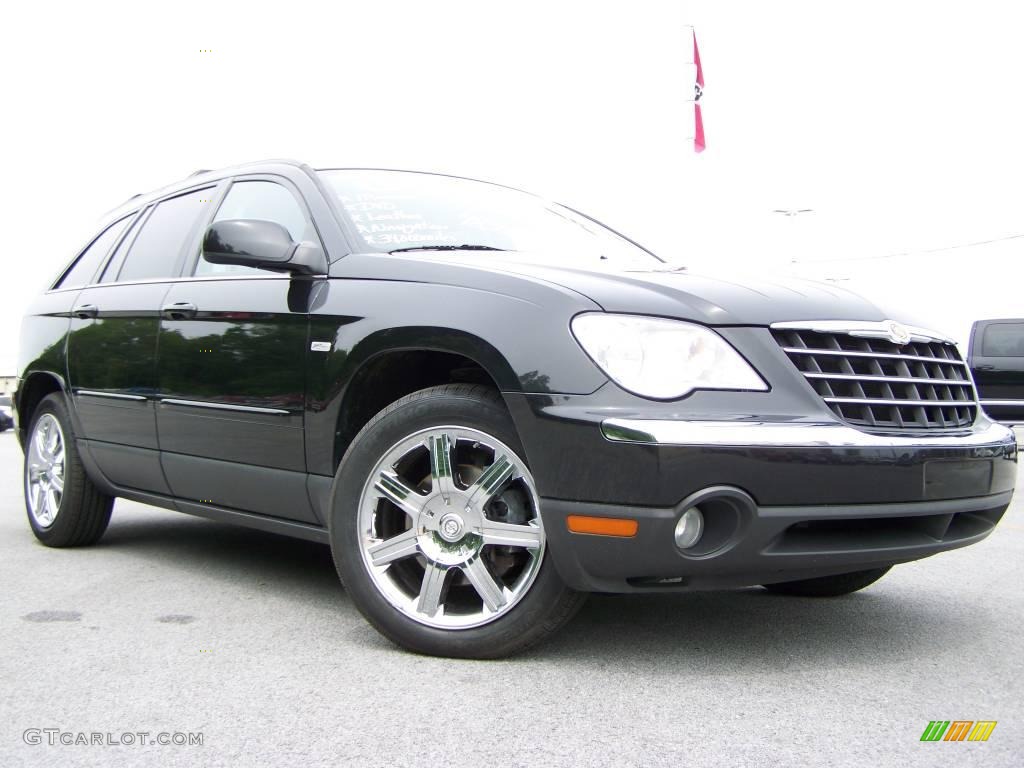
<box><xmin>567</xmin><ymin>515</ymin><xmax>638</xmax><ymax>537</ymax></box>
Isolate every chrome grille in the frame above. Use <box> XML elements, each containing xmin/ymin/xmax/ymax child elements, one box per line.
<box><xmin>771</xmin><ymin>327</ymin><xmax>978</xmax><ymax>431</ymax></box>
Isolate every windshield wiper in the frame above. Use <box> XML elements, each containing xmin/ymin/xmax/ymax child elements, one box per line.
<box><xmin>388</xmin><ymin>244</ymin><xmax>508</xmax><ymax>254</ymax></box>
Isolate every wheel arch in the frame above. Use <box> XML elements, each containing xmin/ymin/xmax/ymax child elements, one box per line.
<box><xmin>15</xmin><ymin>371</ymin><xmax>68</xmax><ymax>445</ymax></box>
<box><xmin>326</xmin><ymin>327</ymin><xmax>523</xmax><ymax>472</ymax></box>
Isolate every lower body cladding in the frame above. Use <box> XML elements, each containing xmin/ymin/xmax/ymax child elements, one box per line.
<box><xmin>505</xmin><ymin>395</ymin><xmax>1018</xmax><ymax>593</ymax></box>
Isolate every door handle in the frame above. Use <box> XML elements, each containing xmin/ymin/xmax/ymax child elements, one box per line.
<box><xmin>161</xmin><ymin>301</ymin><xmax>198</xmax><ymax>319</ymax></box>
<box><xmin>72</xmin><ymin>304</ymin><xmax>98</xmax><ymax>319</ymax></box>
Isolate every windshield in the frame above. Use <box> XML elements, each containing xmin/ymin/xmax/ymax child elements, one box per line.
<box><xmin>318</xmin><ymin>169</ymin><xmax>661</xmax><ymax>267</ymax></box>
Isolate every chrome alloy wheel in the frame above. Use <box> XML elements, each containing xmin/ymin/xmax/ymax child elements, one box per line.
<box><xmin>357</xmin><ymin>426</ymin><xmax>545</xmax><ymax>630</ymax></box>
<box><xmin>26</xmin><ymin>413</ymin><xmax>66</xmax><ymax>528</ymax></box>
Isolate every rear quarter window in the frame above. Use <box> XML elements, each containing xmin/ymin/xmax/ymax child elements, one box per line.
<box><xmin>54</xmin><ymin>215</ymin><xmax>135</xmax><ymax>290</ymax></box>
<box><xmin>982</xmin><ymin>322</ymin><xmax>1024</xmax><ymax>357</ymax></box>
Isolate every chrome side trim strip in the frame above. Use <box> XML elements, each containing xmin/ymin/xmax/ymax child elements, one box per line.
<box><xmin>75</xmin><ymin>390</ymin><xmax>147</xmax><ymax>402</ymax></box>
<box><xmin>771</xmin><ymin>319</ymin><xmax>956</xmax><ymax>345</ymax></box>
<box><xmin>46</xmin><ymin>274</ymin><xmax>318</xmax><ymax>294</ymax></box>
<box><xmin>600</xmin><ymin>418</ymin><xmax>1016</xmax><ymax>448</ymax></box>
<box><xmin>159</xmin><ymin>398</ymin><xmax>290</xmax><ymax>415</ymax></box>
<box><xmin>981</xmin><ymin>399</ymin><xmax>1024</xmax><ymax>408</ymax></box>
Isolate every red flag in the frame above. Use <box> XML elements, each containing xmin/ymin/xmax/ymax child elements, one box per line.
<box><xmin>693</xmin><ymin>30</ymin><xmax>705</xmax><ymax>153</ymax></box>
<box><xmin>694</xmin><ymin>103</ymin><xmax>705</xmax><ymax>153</ymax></box>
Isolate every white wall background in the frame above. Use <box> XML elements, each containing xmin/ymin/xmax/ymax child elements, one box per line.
<box><xmin>1</xmin><ymin>0</ymin><xmax>1021</xmax><ymax>373</ymax></box>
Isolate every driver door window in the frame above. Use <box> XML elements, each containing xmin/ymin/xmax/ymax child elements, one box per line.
<box><xmin>195</xmin><ymin>180</ymin><xmax>315</xmax><ymax>276</ymax></box>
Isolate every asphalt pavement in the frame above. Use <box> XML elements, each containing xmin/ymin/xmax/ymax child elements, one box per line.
<box><xmin>1</xmin><ymin>428</ymin><xmax>1022</xmax><ymax>767</ymax></box>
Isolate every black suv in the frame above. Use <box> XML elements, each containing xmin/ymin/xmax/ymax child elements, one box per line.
<box><xmin>15</xmin><ymin>161</ymin><xmax>1018</xmax><ymax>657</ymax></box>
<box><xmin>969</xmin><ymin>318</ymin><xmax>1024</xmax><ymax>425</ymax></box>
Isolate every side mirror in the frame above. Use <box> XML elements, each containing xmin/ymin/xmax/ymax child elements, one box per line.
<box><xmin>202</xmin><ymin>219</ymin><xmax>327</xmax><ymax>275</ymax></box>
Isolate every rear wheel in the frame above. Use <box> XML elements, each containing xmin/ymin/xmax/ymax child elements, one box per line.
<box><xmin>24</xmin><ymin>394</ymin><xmax>113</xmax><ymax>547</ymax></box>
<box><xmin>762</xmin><ymin>567</ymin><xmax>891</xmax><ymax>597</ymax></box>
<box><xmin>330</xmin><ymin>384</ymin><xmax>585</xmax><ymax>658</ymax></box>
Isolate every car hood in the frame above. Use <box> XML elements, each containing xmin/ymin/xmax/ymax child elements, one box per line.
<box><xmin>498</xmin><ymin>261</ymin><xmax>895</xmax><ymax>325</ymax></box>
<box><xmin>336</xmin><ymin>251</ymin><xmax>906</xmax><ymax>327</ymax></box>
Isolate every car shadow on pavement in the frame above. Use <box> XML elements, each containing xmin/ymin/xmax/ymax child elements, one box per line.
<box><xmin>97</xmin><ymin>511</ymin><xmax>342</xmax><ymax>603</ymax></box>
<box><xmin>95</xmin><ymin>509</ymin><xmax>990</xmax><ymax>667</ymax></box>
<box><xmin>540</xmin><ymin>588</ymin><xmax>974</xmax><ymax>669</ymax></box>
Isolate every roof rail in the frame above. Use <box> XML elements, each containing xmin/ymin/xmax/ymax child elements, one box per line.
<box><xmin>190</xmin><ymin>169</ymin><xmax>212</xmax><ymax>177</ymax></box>
<box><xmin>101</xmin><ymin>192</ymin><xmax>143</xmax><ymax>217</ymax></box>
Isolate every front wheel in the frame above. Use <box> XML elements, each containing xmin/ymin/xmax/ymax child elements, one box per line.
<box><xmin>761</xmin><ymin>567</ymin><xmax>892</xmax><ymax>597</ymax></box>
<box><xmin>330</xmin><ymin>384</ymin><xmax>585</xmax><ymax>658</ymax></box>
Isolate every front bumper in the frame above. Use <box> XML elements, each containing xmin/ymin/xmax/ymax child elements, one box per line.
<box><xmin>600</xmin><ymin>418</ymin><xmax>1016</xmax><ymax>450</ymax></box>
<box><xmin>505</xmin><ymin>389</ymin><xmax>1018</xmax><ymax>593</ymax></box>
<box><xmin>542</xmin><ymin>488</ymin><xmax>1013</xmax><ymax>593</ymax></box>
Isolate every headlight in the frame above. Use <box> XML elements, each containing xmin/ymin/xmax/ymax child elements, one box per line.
<box><xmin>571</xmin><ymin>313</ymin><xmax>768</xmax><ymax>400</ymax></box>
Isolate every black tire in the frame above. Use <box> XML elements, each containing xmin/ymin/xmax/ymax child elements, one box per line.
<box><xmin>761</xmin><ymin>566</ymin><xmax>892</xmax><ymax>597</ymax></box>
<box><xmin>330</xmin><ymin>384</ymin><xmax>586</xmax><ymax>658</ymax></box>
<box><xmin>24</xmin><ymin>393</ymin><xmax>113</xmax><ymax>547</ymax></box>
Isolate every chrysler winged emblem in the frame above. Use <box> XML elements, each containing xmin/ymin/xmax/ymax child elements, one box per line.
<box><xmin>885</xmin><ymin>320</ymin><xmax>912</xmax><ymax>345</ymax></box>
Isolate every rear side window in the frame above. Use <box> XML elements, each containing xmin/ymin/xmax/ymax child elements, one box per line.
<box><xmin>55</xmin><ymin>215</ymin><xmax>134</xmax><ymax>289</ymax></box>
<box><xmin>114</xmin><ymin>189</ymin><xmax>211</xmax><ymax>282</ymax></box>
<box><xmin>982</xmin><ymin>322</ymin><xmax>1024</xmax><ymax>357</ymax></box>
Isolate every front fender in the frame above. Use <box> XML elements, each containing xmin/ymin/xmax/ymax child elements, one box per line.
<box><xmin>303</xmin><ymin>276</ymin><xmax>607</xmax><ymax>476</ymax></box>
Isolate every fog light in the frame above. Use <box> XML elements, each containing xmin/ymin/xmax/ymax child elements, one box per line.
<box><xmin>674</xmin><ymin>506</ymin><xmax>704</xmax><ymax>549</ymax></box>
